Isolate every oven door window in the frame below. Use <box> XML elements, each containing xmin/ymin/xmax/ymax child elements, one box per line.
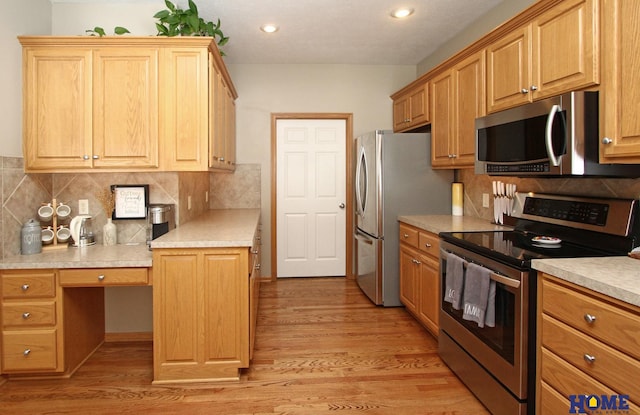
<box><xmin>441</xmin><ymin>274</ymin><xmax>516</xmax><ymax>365</ymax></box>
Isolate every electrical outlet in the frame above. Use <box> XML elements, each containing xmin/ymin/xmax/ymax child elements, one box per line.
<box><xmin>79</xmin><ymin>199</ymin><xmax>89</xmax><ymax>214</ymax></box>
<box><xmin>482</xmin><ymin>193</ymin><xmax>490</xmax><ymax>208</ymax></box>
<box><xmin>188</xmin><ymin>195</ymin><xmax>192</xmax><ymax>210</ymax></box>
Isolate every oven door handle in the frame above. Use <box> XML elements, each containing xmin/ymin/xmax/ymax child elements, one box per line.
<box><xmin>491</xmin><ymin>272</ymin><xmax>520</xmax><ymax>289</ymax></box>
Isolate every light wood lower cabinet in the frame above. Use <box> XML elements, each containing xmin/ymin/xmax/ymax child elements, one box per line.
<box><xmin>398</xmin><ymin>222</ymin><xmax>441</xmax><ymax>337</ymax></box>
<box><xmin>152</xmin><ymin>246</ymin><xmax>253</xmax><ymax>383</ymax></box>
<box><xmin>537</xmin><ymin>273</ymin><xmax>640</xmax><ymax>414</ymax></box>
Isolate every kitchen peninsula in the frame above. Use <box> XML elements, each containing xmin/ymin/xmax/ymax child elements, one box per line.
<box><xmin>0</xmin><ymin>209</ymin><xmax>261</xmax><ymax>384</ymax></box>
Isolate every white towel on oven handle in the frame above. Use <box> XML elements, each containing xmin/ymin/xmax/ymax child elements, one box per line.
<box><xmin>462</xmin><ymin>262</ymin><xmax>492</xmax><ymax>328</ymax></box>
<box><xmin>443</xmin><ymin>250</ymin><xmax>466</xmax><ymax>310</ymax></box>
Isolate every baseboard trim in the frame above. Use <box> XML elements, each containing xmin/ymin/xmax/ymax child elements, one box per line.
<box><xmin>104</xmin><ymin>332</ymin><xmax>153</xmax><ymax>342</ymax></box>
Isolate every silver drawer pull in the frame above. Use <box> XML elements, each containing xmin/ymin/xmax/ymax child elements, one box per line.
<box><xmin>424</xmin><ymin>243</ymin><xmax>432</xmax><ymax>248</ymax></box>
<box><xmin>21</xmin><ymin>284</ymin><xmax>30</xmax><ymax>291</ymax></box>
<box><xmin>23</xmin><ymin>349</ymin><xmax>31</xmax><ymax>356</ymax></box>
<box><xmin>22</xmin><ymin>312</ymin><xmax>31</xmax><ymax>319</ymax></box>
<box><xmin>403</xmin><ymin>233</ymin><xmax>409</xmax><ymax>238</ymax></box>
<box><xmin>98</xmin><ymin>275</ymin><xmax>105</xmax><ymax>281</ymax></box>
<box><xmin>583</xmin><ymin>354</ymin><xmax>596</xmax><ymax>364</ymax></box>
<box><xmin>584</xmin><ymin>314</ymin><xmax>597</xmax><ymax>324</ymax></box>
<box><xmin>252</xmin><ymin>250</ymin><xmax>259</xmax><ymax>254</ymax></box>
<box><xmin>255</xmin><ymin>264</ymin><xmax>261</xmax><ymax>270</ymax></box>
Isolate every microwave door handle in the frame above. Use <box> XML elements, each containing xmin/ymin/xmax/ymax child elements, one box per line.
<box><xmin>545</xmin><ymin>104</ymin><xmax>561</xmax><ymax>166</ymax></box>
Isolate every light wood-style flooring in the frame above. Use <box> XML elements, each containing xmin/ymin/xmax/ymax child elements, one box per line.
<box><xmin>0</xmin><ymin>277</ymin><xmax>489</xmax><ymax>414</ymax></box>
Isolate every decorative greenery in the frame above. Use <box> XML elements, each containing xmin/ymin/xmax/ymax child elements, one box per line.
<box><xmin>154</xmin><ymin>0</ymin><xmax>229</xmax><ymax>54</ymax></box>
<box><xmin>86</xmin><ymin>26</ymin><xmax>130</xmax><ymax>37</ymax></box>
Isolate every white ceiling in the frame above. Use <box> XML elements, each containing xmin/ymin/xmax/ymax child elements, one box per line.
<box><xmin>149</xmin><ymin>0</ymin><xmax>506</xmax><ymax>65</ymax></box>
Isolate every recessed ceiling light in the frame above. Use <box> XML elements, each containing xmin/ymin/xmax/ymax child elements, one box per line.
<box><xmin>391</xmin><ymin>8</ymin><xmax>414</xmax><ymax>18</ymax></box>
<box><xmin>260</xmin><ymin>24</ymin><xmax>279</xmax><ymax>33</ymax></box>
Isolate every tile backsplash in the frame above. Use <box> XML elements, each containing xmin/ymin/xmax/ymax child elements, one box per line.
<box><xmin>1</xmin><ymin>157</ymin><xmax>262</xmax><ymax>259</ymax></box>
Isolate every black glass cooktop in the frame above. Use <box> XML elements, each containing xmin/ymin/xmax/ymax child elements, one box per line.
<box><xmin>440</xmin><ymin>230</ymin><xmax>617</xmax><ymax>269</ymax></box>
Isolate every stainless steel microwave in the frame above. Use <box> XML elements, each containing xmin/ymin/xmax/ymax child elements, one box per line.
<box><xmin>475</xmin><ymin>91</ymin><xmax>640</xmax><ymax>177</ymax></box>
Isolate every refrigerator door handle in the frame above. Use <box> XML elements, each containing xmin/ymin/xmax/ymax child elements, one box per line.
<box><xmin>354</xmin><ymin>230</ymin><xmax>374</xmax><ymax>245</ymax></box>
<box><xmin>355</xmin><ymin>145</ymin><xmax>367</xmax><ymax>218</ymax></box>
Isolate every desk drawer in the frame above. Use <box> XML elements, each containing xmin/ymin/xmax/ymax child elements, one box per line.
<box><xmin>2</xmin><ymin>329</ymin><xmax>59</xmax><ymax>372</ymax></box>
<box><xmin>418</xmin><ymin>231</ymin><xmax>440</xmax><ymax>259</ymax></box>
<box><xmin>2</xmin><ymin>301</ymin><xmax>56</xmax><ymax>328</ymax></box>
<box><xmin>59</xmin><ymin>268</ymin><xmax>149</xmax><ymax>286</ymax></box>
<box><xmin>2</xmin><ymin>272</ymin><xmax>56</xmax><ymax>299</ymax></box>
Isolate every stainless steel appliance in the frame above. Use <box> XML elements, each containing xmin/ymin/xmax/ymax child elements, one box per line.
<box><xmin>354</xmin><ymin>130</ymin><xmax>453</xmax><ymax>306</ymax></box>
<box><xmin>438</xmin><ymin>193</ymin><xmax>639</xmax><ymax>415</ymax></box>
<box><xmin>475</xmin><ymin>91</ymin><xmax>640</xmax><ymax>177</ymax></box>
<box><xmin>147</xmin><ymin>204</ymin><xmax>175</xmax><ymax>248</ymax></box>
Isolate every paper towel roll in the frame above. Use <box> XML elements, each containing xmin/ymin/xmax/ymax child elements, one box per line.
<box><xmin>452</xmin><ymin>183</ymin><xmax>463</xmax><ymax>216</ymax></box>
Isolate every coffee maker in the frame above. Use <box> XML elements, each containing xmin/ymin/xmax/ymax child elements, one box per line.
<box><xmin>147</xmin><ymin>204</ymin><xmax>175</xmax><ymax>248</ymax></box>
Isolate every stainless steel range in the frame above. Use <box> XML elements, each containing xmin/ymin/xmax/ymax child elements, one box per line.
<box><xmin>438</xmin><ymin>193</ymin><xmax>640</xmax><ymax>415</ymax></box>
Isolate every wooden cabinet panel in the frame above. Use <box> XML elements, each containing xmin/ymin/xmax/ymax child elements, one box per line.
<box><xmin>431</xmin><ymin>70</ymin><xmax>454</xmax><ymax>166</ymax></box>
<box><xmin>399</xmin><ymin>223</ymin><xmax>419</xmax><ymax>249</ymax></box>
<box><xmin>153</xmin><ymin>247</ymin><xmax>249</xmax><ymax>383</ymax></box>
<box><xmin>2</xmin><ymin>272</ymin><xmax>56</xmax><ymax>299</ymax></box>
<box><xmin>93</xmin><ymin>48</ymin><xmax>159</xmax><ymax>168</ymax></box>
<box><xmin>399</xmin><ymin>245</ymin><xmax>419</xmax><ymax>315</ymax></box>
<box><xmin>59</xmin><ymin>268</ymin><xmax>149</xmax><ymax>287</ymax></box>
<box><xmin>600</xmin><ymin>0</ymin><xmax>640</xmax><ymax>163</ymax></box>
<box><xmin>417</xmin><ymin>255</ymin><xmax>440</xmax><ymax>336</ymax></box>
<box><xmin>392</xmin><ymin>82</ymin><xmax>429</xmax><ymax>132</ymax></box>
<box><xmin>2</xmin><ymin>302</ymin><xmax>56</xmax><ymax>328</ymax></box>
<box><xmin>418</xmin><ymin>231</ymin><xmax>440</xmax><ymax>259</ymax></box>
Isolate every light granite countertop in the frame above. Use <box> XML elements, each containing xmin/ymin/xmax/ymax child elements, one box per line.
<box><xmin>398</xmin><ymin>214</ymin><xmax>511</xmax><ymax>234</ymax></box>
<box><xmin>150</xmin><ymin>209</ymin><xmax>260</xmax><ymax>249</ymax></box>
<box><xmin>532</xmin><ymin>257</ymin><xmax>640</xmax><ymax>308</ymax></box>
<box><xmin>0</xmin><ymin>209</ymin><xmax>261</xmax><ymax>269</ymax></box>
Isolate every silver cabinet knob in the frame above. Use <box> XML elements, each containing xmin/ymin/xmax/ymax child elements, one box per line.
<box><xmin>602</xmin><ymin>137</ymin><xmax>613</xmax><ymax>145</ymax></box>
<box><xmin>98</xmin><ymin>275</ymin><xmax>105</xmax><ymax>281</ymax></box>
<box><xmin>21</xmin><ymin>284</ymin><xmax>30</xmax><ymax>292</ymax></box>
<box><xmin>424</xmin><ymin>243</ymin><xmax>432</xmax><ymax>248</ymax></box>
<box><xmin>219</xmin><ymin>157</ymin><xmax>225</xmax><ymax>162</ymax></box>
<box><xmin>22</xmin><ymin>312</ymin><xmax>31</xmax><ymax>319</ymax></box>
<box><xmin>530</xmin><ymin>85</ymin><xmax>538</xmax><ymax>91</ymax></box>
<box><xmin>583</xmin><ymin>354</ymin><xmax>596</xmax><ymax>364</ymax></box>
<box><xmin>92</xmin><ymin>155</ymin><xmax>99</xmax><ymax>159</ymax></box>
<box><xmin>255</xmin><ymin>264</ymin><xmax>261</xmax><ymax>270</ymax></box>
<box><xmin>521</xmin><ymin>88</ymin><xmax>529</xmax><ymax>94</ymax></box>
<box><xmin>23</xmin><ymin>349</ymin><xmax>31</xmax><ymax>356</ymax></box>
<box><xmin>83</xmin><ymin>155</ymin><xmax>90</xmax><ymax>160</ymax></box>
<box><xmin>403</xmin><ymin>233</ymin><xmax>409</xmax><ymax>238</ymax></box>
<box><xmin>339</xmin><ymin>203</ymin><xmax>345</xmax><ymax>209</ymax></box>
<box><xmin>252</xmin><ymin>250</ymin><xmax>259</xmax><ymax>254</ymax></box>
<box><xmin>584</xmin><ymin>313</ymin><xmax>596</xmax><ymax>324</ymax></box>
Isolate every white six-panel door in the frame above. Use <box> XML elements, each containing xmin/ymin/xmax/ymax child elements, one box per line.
<box><xmin>276</xmin><ymin>119</ymin><xmax>346</xmax><ymax>277</ymax></box>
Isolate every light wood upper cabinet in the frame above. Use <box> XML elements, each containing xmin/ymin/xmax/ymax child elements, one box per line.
<box><xmin>431</xmin><ymin>51</ymin><xmax>485</xmax><ymax>168</ymax></box>
<box><xmin>487</xmin><ymin>0</ymin><xmax>598</xmax><ymax>113</ymax></box>
<box><xmin>19</xmin><ymin>36</ymin><xmax>237</xmax><ymax>173</ymax></box>
<box><xmin>599</xmin><ymin>0</ymin><xmax>640</xmax><ymax>163</ymax></box>
<box><xmin>209</xmin><ymin>65</ymin><xmax>237</xmax><ymax>171</ymax></box>
<box><xmin>392</xmin><ymin>82</ymin><xmax>429</xmax><ymax>132</ymax></box>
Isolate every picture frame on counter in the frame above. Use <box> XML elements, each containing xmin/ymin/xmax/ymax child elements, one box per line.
<box><xmin>111</xmin><ymin>184</ymin><xmax>149</xmax><ymax>220</ymax></box>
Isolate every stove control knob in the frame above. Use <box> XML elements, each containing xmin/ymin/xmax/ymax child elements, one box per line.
<box><xmin>583</xmin><ymin>313</ymin><xmax>597</xmax><ymax>324</ymax></box>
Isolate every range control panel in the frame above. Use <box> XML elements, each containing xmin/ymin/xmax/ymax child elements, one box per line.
<box><xmin>523</xmin><ymin>197</ymin><xmax>608</xmax><ymax>226</ymax></box>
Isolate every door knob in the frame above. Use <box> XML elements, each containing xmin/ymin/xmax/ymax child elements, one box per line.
<box><xmin>339</xmin><ymin>203</ymin><xmax>345</xmax><ymax>209</ymax></box>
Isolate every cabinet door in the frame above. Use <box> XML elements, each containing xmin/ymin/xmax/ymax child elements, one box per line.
<box><xmin>453</xmin><ymin>51</ymin><xmax>486</xmax><ymax>167</ymax></box>
<box><xmin>161</xmin><ymin>48</ymin><xmax>209</xmax><ymax>171</ymax></box>
<box><xmin>431</xmin><ymin>70</ymin><xmax>454</xmax><ymax>167</ymax></box>
<box><xmin>408</xmin><ymin>83</ymin><xmax>429</xmax><ymax>127</ymax></box>
<box><xmin>392</xmin><ymin>96</ymin><xmax>409</xmax><ymax>132</ymax></box>
<box><xmin>22</xmin><ymin>47</ymin><xmax>93</xmax><ymax>170</ymax></box>
<box><xmin>224</xmin><ymin>85</ymin><xmax>237</xmax><ymax>170</ymax></box>
<box><xmin>93</xmin><ymin>48</ymin><xmax>159</xmax><ymax>168</ymax></box>
<box><xmin>486</xmin><ymin>25</ymin><xmax>531</xmax><ymax>113</ymax></box>
<box><xmin>399</xmin><ymin>245</ymin><xmax>418</xmax><ymax>314</ymax></box>
<box><xmin>531</xmin><ymin>0</ymin><xmax>598</xmax><ymax>101</ymax></box>
<box><xmin>417</xmin><ymin>254</ymin><xmax>440</xmax><ymax>337</ymax></box>
<box><xmin>600</xmin><ymin>0</ymin><xmax>640</xmax><ymax>163</ymax></box>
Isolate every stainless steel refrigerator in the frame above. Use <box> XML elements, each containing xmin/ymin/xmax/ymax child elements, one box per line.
<box><xmin>354</xmin><ymin>130</ymin><xmax>453</xmax><ymax>306</ymax></box>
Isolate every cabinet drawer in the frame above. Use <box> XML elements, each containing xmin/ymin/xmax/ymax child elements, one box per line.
<box><xmin>59</xmin><ymin>267</ymin><xmax>149</xmax><ymax>286</ymax></box>
<box><xmin>540</xmin><ymin>347</ymin><xmax>640</xmax><ymax>410</ymax></box>
<box><xmin>2</xmin><ymin>301</ymin><xmax>56</xmax><ymax>328</ymax></box>
<box><xmin>541</xmin><ymin>313</ymin><xmax>640</xmax><ymax>402</ymax></box>
<box><xmin>2</xmin><ymin>272</ymin><xmax>56</xmax><ymax>299</ymax></box>
<box><xmin>541</xmin><ymin>276</ymin><xmax>640</xmax><ymax>359</ymax></box>
<box><xmin>2</xmin><ymin>329</ymin><xmax>59</xmax><ymax>372</ymax></box>
<box><xmin>418</xmin><ymin>231</ymin><xmax>440</xmax><ymax>259</ymax></box>
<box><xmin>399</xmin><ymin>224</ymin><xmax>419</xmax><ymax>248</ymax></box>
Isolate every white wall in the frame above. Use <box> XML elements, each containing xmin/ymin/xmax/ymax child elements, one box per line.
<box><xmin>0</xmin><ymin>0</ymin><xmax>51</xmax><ymax>157</ymax></box>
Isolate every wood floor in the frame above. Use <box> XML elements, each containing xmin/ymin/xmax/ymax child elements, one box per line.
<box><xmin>0</xmin><ymin>277</ymin><xmax>489</xmax><ymax>414</ymax></box>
